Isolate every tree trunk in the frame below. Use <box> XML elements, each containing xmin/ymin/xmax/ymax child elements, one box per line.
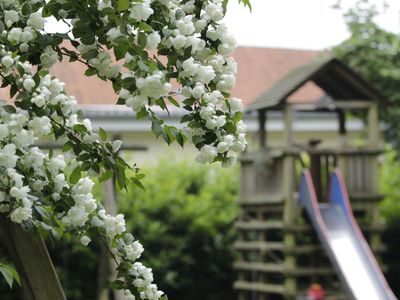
<box><xmin>0</xmin><ymin>215</ymin><xmax>66</xmax><ymax>300</ymax></box>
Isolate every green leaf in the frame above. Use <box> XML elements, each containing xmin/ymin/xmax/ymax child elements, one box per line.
<box><xmin>84</xmin><ymin>68</ymin><xmax>97</xmax><ymax>77</ymax></box>
<box><xmin>99</xmin><ymin>127</ymin><xmax>108</xmax><ymax>141</ymax></box>
<box><xmin>136</xmin><ymin>108</ymin><xmax>148</xmax><ymax>119</ymax></box>
<box><xmin>73</xmin><ymin>124</ymin><xmax>88</xmax><ymax>134</ymax></box>
<box><xmin>117</xmin><ymin>0</ymin><xmax>130</xmax><ymax>11</ymax></box>
<box><xmin>99</xmin><ymin>170</ymin><xmax>113</xmax><ymax>182</ymax></box>
<box><xmin>116</xmin><ymin>97</ymin><xmax>125</xmax><ymax>105</ymax></box>
<box><xmin>138</xmin><ymin>22</ymin><xmax>153</xmax><ymax>33</ymax></box>
<box><xmin>109</xmin><ymin>279</ymin><xmax>125</xmax><ymax>290</ymax></box>
<box><xmin>152</xmin><ymin>119</ymin><xmax>170</xmax><ymax>144</ymax></box>
<box><xmin>225</xmin><ymin>120</ymin><xmax>236</xmax><ymax>134</ymax></box>
<box><xmin>156</xmin><ymin>98</ymin><xmax>168</xmax><ymax>112</ymax></box>
<box><xmin>2</xmin><ymin>105</ymin><xmax>16</xmax><ymax>114</ymax></box>
<box><xmin>69</xmin><ymin>167</ymin><xmax>81</xmax><ymax>184</ymax></box>
<box><xmin>180</xmin><ymin>114</ymin><xmax>193</xmax><ymax>123</ymax></box>
<box><xmin>0</xmin><ymin>263</ymin><xmax>20</xmax><ymax>288</ymax></box>
<box><xmin>131</xmin><ymin>177</ymin><xmax>146</xmax><ymax>191</ymax></box>
<box><xmin>222</xmin><ymin>0</ymin><xmax>228</xmax><ymax>14</ymax></box>
<box><xmin>116</xmin><ymin>165</ymin><xmax>126</xmax><ymax>190</ymax></box>
<box><xmin>233</xmin><ymin>111</ymin><xmax>243</xmax><ymax>122</ymax></box>
<box><xmin>0</xmin><ymin>267</ymin><xmax>14</xmax><ymax>288</ymax></box>
<box><xmin>63</xmin><ymin>141</ymin><xmax>73</xmax><ymax>152</ymax></box>
<box><xmin>80</xmin><ymin>161</ymin><xmax>91</xmax><ymax>171</ymax></box>
<box><xmin>240</xmin><ymin>0</ymin><xmax>252</xmax><ymax>11</ymax></box>
<box><xmin>81</xmin><ymin>34</ymin><xmax>95</xmax><ymax>45</ymax></box>
<box><xmin>192</xmin><ymin>135</ymin><xmax>205</xmax><ymax>146</ymax></box>
<box><xmin>81</xmin><ymin>49</ymin><xmax>98</xmax><ymax>60</ymax></box>
<box><xmin>114</xmin><ymin>45</ymin><xmax>129</xmax><ymax>61</ymax></box>
<box><xmin>9</xmin><ymin>86</ymin><xmax>18</xmax><ymax>98</ymax></box>
<box><xmin>136</xmin><ymin>173</ymin><xmax>145</xmax><ymax>180</ymax></box>
<box><xmin>137</xmin><ymin>32</ymin><xmax>147</xmax><ymax>49</ymax></box>
<box><xmin>35</xmin><ymin>206</ymin><xmax>52</xmax><ymax>221</ymax></box>
<box><xmin>168</xmin><ymin>96</ymin><xmax>180</xmax><ymax>107</ymax></box>
<box><xmin>175</xmin><ymin>131</ymin><xmax>186</xmax><ymax>147</ymax></box>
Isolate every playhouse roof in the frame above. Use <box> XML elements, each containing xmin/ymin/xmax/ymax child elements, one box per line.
<box><xmin>247</xmin><ymin>57</ymin><xmax>385</xmax><ymax>112</ymax></box>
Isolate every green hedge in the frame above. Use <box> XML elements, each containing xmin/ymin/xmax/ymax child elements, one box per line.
<box><xmin>380</xmin><ymin>151</ymin><xmax>400</xmax><ymax>296</ymax></box>
<box><xmin>118</xmin><ymin>159</ymin><xmax>239</xmax><ymax>300</ymax></box>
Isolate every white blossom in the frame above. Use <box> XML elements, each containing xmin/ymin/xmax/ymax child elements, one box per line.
<box><xmin>23</xmin><ymin>77</ymin><xmax>35</xmax><ymax>91</ymax></box>
<box><xmin>7</xmin><ymin>27</ymin><xmax>22</xmax><ymax>43</ymax></box>
<box><xmin>10</xmin><ymin>206</ymin><xmax>32</xmax><ymax>223</ymax></box>
<box><xmin>146</xmin><ymin>31</ymin><xmax>161</xmax><ymax>50</ymax></box>
<box><xmin>27</xmin><ymin>11</ymin><xmax>45</xmax><ymax>30</ymax></box>
<box><xmin>40</xmin><ymin>46</ymin><xmax>58</xmax><ymax>69</ymax></box>
<box><xmin>130</xmin><ymin>0</ymin><xmax>154</xmax><ymax>21</ymax></box>
<box><xmin>136</xmin><ymin>72</ymin><xmax>171</xmax><ymax>99</ymax></box>
<box><xmin>196</xmin><ymin>145</ymin><xmax>217</xmax><ymax>164</ymax></box>
<box><xmin>1</xmin><ymin>55</ymin><xmax>13</xmax><ymax>68</ymax></box>
<box><xmin>4</xmin><ymin>10</ymin><xmax>19</xmax><ymax>27</ymax></box>
<box><xmin>80</xmin><ymin>235</ymin><xmax>91</xmax><ymax>246</ymax></box>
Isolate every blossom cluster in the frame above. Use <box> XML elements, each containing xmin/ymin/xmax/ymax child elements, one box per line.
<box><xmin>0</xmin><ymin>50</ymin><xmax>163</xmax><ymax>299</ymax></box>
<box><xmin>104</xmin><ymin>0</ymin><xmax>247</xmax><ymax>166</ymax></box>
<box><xmin>0</xmin><ymin>0</ymin><xmax>248</xmax><ymax>298</ymax></box>
<box><xmin>2</xmin><ymin>0</ymin><xmax>248</xmax><ymax>165</ymax></box>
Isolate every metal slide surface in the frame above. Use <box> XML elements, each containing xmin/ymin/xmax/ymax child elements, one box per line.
<box><xmin>299</xmin><ymin>170</ymin><xmax>396</xmax><ymax>300</ymax></box>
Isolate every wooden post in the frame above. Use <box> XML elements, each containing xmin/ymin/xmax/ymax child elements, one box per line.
<box><xmin>282</xmin><ymin>104</ymin><xmax>296</xmax><ymax>297</ymax></box>
<box><xmin>367</xmin><ymin>103</ymin><xmax>379</xmax><ymax>148</ymax></box>
<box><xmin>283</xmin><ymin>105</ymin><xmax>294</xmax><ymax>148</ymax></box>
<box><xmin>0</xmin><ymin>215</ymin><xmax>66</xmax><ymax>300</ymax></box>
<box><xmin>367</xmin><ymin>103</ymin><xmax>382</xmax><ymax>252</ymax></box>
<box><xmin>337</xmin><ymin>109</ymin><xmax>347</xmax><ymax>148</ymax></box>
<box><xmin>258</xmin><ymin>110</ymin><xmax>267</xmax><ymax>149</ymax></box>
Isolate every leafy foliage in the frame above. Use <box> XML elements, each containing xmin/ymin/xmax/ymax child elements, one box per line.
<box><xmin>379</xmin><ymin>150</ymin><xmax>400</xmax><ymax>297</ymax></box>
<box><xmin>118</xmin><ymin>159</ymin><xmax>239</xmax><ymax>300</ymax></box>
<box><xmin>332</xmin><ymin>1</ymin><xmax>400</xmax><ymax>146</ymax></box>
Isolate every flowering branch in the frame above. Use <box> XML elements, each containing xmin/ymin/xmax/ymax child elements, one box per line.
<box><xmin>0</xmin><ymin>0</ymin><xmax>248</xmax><ymax>299</ymax></box>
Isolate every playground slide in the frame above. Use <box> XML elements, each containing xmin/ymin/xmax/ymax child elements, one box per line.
<box><xmin>299</xmin><ymin>169</ymin><xmax>396</xmax><ymax>300</ymax></box>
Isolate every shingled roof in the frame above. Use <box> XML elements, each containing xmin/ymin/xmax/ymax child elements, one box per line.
<box><xmin>0</xmin><ymin>47</ymin><xmax>327</xmax><ymax>106</ymax></box>
<box><xmin>247</xmin><ymin>56</ymin><xmax>385</xmax><ymax>111</ymax></box>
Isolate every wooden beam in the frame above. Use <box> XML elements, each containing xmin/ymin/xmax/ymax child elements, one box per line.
<box><xmin>333</xmin><ymin>66</ymin><xmax>381</xmax><ymax>101</ymax></box>
<box><xmin>258</xmin><ymin>110</ymin><xmax>267</xmax><ymax>149</ymax></box>
<box><xmin>233</xmin><ymin>281</ymin><xmax>285</xmax><ymax>294</ymax></box>
<box><xmin>291</xmin><ymin>101</ymin><xmax>372</xmax><ymax>111</ymax></box>
<box><xmin>367</xmin><ymin>102</ymin><xmax>379</xmax><ymax>147</ymax></box>
<box><xmin>283</xmin><ymin>105</ymin><xmax>294</xmax><ymax>147</ymax></box>
<box><xmin>0</xmin><ymin>215</ymin><xmax>66</xmax><ymax>300</ymax></box>
<box><xmin>337</xmin><ymin>110</ymin><xmax>346</xmax><ymax>135</ymax></box>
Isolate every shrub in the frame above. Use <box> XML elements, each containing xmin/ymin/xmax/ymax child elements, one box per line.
<box><xmin>118</xmin><ymin>159</ymin><xmax>239</xmax><ymax>300</ymax></box>
<box><xmin>380</xmin><ymin>151</ymin><xmax>400</xmax><ymax>296</ymax></box>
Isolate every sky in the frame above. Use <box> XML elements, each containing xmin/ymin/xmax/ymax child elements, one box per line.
<box><xmin>46</xmin><ymin>0</ymin><xmax>400</xmax><ymax>51</ymax></box>
<box><xmin>224</xmin><ymin>0</ymin><xmax>400</xmax><ymax>50</ymax></box>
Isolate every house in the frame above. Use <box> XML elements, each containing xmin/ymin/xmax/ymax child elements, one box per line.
<box><xmin>0</xmin><ymin>47</ymin><xmax>365</xmax><ymax>162</ymax></box>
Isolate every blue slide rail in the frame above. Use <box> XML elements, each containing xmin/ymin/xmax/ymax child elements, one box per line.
<box><xmin>299</xmin><ymin>169</ymin><xmax>396</xmax><ymax>300</ymax></box>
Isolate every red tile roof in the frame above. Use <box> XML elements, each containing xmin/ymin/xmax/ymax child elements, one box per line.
<box><xmin>0</xmin><ymin>47</ymin><xmax>328</xmax><ymax>106</ymax></box>
<box><xmin>231</xmin><ymin>47</ymin><xmax>328</xmax><ymax>105</ymax></box>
